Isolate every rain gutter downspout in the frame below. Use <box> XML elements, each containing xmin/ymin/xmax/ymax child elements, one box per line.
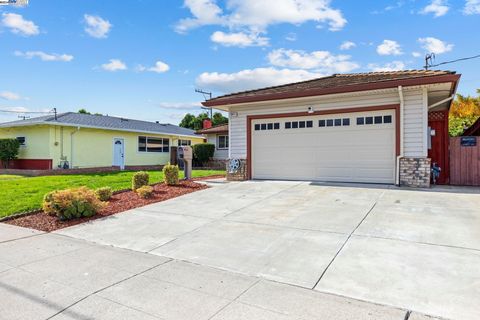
<box><xmin>70</xmin><ymin>127</ymin><xmax>80</xmax><ymax>168</ymax></box>
<box><xmin>396</xmin><ymin>86</ymin><xmax>404</xmax><ymax>186</ymax></box>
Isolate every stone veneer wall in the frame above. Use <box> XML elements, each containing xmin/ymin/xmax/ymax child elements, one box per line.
<box><xmin>399</xmin><ymin>157</ymin><xmax>431</xmax><ymax>188</ymax></box>
<box><xmin>226</xmin><ymin>159</ymin><xmax>248</xmax><ymax>181</ymax></box>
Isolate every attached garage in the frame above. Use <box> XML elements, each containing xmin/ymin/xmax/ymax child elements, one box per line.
<box><xmin>251</xmin><ymin>108</ymin><xmax>397</xmax><ymax>183</ymax></box>
<box><xmin>203</xmin><ymin>71</ymin><xmax>461</xmax><ymax>187</ymax></box>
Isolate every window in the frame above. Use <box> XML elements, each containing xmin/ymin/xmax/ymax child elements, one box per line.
<box><xmin>357</xmin><ymin>117</ymin><xmax>364</xmax><ymax>125</ymax></box>
<box><xmin>292</xmin><ymin>121</ymin><xmax>299</xmax><ymax>129</ymax></box>
<box><xmin>138</xmin><ymin>136</ymin><xmax>169</xmax><ymax>152</ymax></box>
<box><xmin>365</xmin><ymin>117</ymin><xmax>374</xmax><ymax>125</ymax></box>
<box><xmin>384</xmin><ymin>115</ymin><xmax>392</xmax><ymax>123</ymax></box>
<box><xmin>299</xmin><ymin>121</ymin><xmax>306</xmax><ymax>128</ymax></box>
<box><xmin>319</xmin><ymin>120</ymin><xmax>326</xmax><ymax>127</ymax></box>
<box><xmin>254</xmin><ymin>124</ymin><xmax>260</xmax><ymax>131</ymax></box>
<box><xmin>267</xmin><ymin>123</ymin><xmax>273</xmax><ymax>130</ymax></box>
<box><xmin>374</xmin><ymin>116</ymin><xmax>383</xmax><ymax>124</ymax></box>
<box><xmin>218</xmin><ymin>135</ymin><xmax>229</xmax><ymax>149</ymax></box>
<box><xmin>274</xmin><ymin>123</ymin><xmax>280</xmax><ymax>130</ymax></box>
<box><xmin>306</xmin><ymin>120</ymin><xmax>313</xmax><ymax>128</ymax></box>
<box><xmin>178</xmin><ymin>139</ymin><xmax>191</xmax><ymax>146</ymax></box>
<box><xmin>334</xmin><ymin>119</ymin><xmax>342</xmax><ymax>126</ymax></box>
<box><xmin>16</xmin><ymin>137</ymin><xmax>26</xmax><ymax>146</ymax></box>
<box><xmin>342</xmin><ymin>118</ymin><xmax>350</xmax><ymax>126</ymax></box>
<box><xmin>285</xmin><ymin>122</ymin><xmax>291</xmax><ymax>129</ymax></box>
<box><xmin>261</xmin><ymin>123</ymin><xmax>267</xmax><ymax>130</ymax></box>
<box><xmin>326</xmin><ymin>119</ymin><xmax>334</xmax><ymax>127</ymax></box>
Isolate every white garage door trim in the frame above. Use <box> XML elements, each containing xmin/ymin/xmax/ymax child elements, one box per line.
<box><xmin>248</xmin><ymin>106</ymin><xmax>399</xmax><ymax>184</ymax></box>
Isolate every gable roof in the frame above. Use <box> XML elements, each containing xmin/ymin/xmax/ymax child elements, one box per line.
<box><xmin>203</xmin><ymin>70</ymin><xmax>461</xmax><ymax>107</ymax></box>
<box><xmin>462</xmin><ymin>117</ymin><xmax>480</xmax><ymax>136</ymax></box>
<box><xmin>196</xmin><ymin>124</ymin><xmax>228</xmax><ymax>134</ymax></box>
<box><xmin>0</xmin><ymin>112</ymin><xmax>199</xmax><ymax>138</ymax></box>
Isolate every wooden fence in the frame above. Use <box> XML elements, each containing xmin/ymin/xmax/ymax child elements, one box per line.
<box><xmin>450</xmin><ymin>136</ymin><xmax>480</xmax><ymax>186</ymax></box>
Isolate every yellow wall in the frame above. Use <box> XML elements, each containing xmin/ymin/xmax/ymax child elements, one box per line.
<box><xmin>0</xmin><ymin>126</ymin><xmax>51</xmax><ymax>159</ymax></box>
<box><xmin>0</xmin><ymin>125</ymin><xmax>203</xmax><ymax>169</ymax></box>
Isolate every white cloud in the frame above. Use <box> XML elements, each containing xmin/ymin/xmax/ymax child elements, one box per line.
<box><xmin>267</xmin><ymin>48</ymin><xmax>359</xmax><ymax>73</ymax></box>
<box><xmin>1</xmin><ymin>13</ymin><xmax>39</xmax><ymax>36</ymax></box>
<box><xmin>137</xmin><ymin>61</ymin><xmax>170</xmax><ymax>73</ymax></box>
<box><xmin>376</xmin><ymin>40</ymin><xmax>403</xmax><ymax>56</ymax></box>
<box><xmin>211</xmin><ymin>31</ymin><xmax>269</xmax><ymax>47</ymax></box>
<box><xmin>196</xmin><ymin>67</ymin><xmax>323</xmax><ymax>93</ymax></box>
<box><xmin>285</xmin><ymin>32</ymin><xmax>297</xmax><ymax>41</ymax></box>
<box><xmin>368</xmin><ymin>61</ymin><xmax>406</xmax><ymax>72</ymax></box>
<box><xmin>83</xmin><ymin>14</ymin><xmax>112</xmax><ymax>38</ymax></box>
<box><xmin>464</xmin><ymin>0</ymin><xmax>480</xmax><ymax>14</ymax></box>
<box><xmin>0</xmin><ymin>91</ymin><xmax>21</xmax><ymax>101</ymax></box>
<box><xmin>412</xmin><ymin>51</ymin><xmax>422</xmax><ymax>57</ymax></box>
<box><xmin>420</xmin><ymin>0</ymin><xmax>450</xmax><ymax>17</ymax></box>
<box><xmin>157</xmin><ymin>102</ymin><xmax>202</xmax><ymax>110</ymax></box>
<box><xmin>176</xmin><ymin>0</ymin><xmax>346</xmax><ymax>33</ymax></box>
<box><xmin>340</xmin><ymin>41</ymin><xmax>356</xmax><ymax>50</ymax></box>
<box><xmin>14</xmin><ymin>50</ymin><xmax>74</xmax><ymax>62</ymax></box>
<box><xmin>101</xmin><ymin>59</ymin><xmax>127</xmax><ymax>71</ymax></box>
<box><xmin>418</xmin><ymin>37</ymin><xmax>453</xmax><ymax>54</ymax></box>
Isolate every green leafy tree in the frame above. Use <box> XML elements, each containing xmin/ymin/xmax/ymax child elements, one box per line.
<box><xmin>212</xmin><ymin>112</ymin><xmax>228</xmax><ymax>126</ymax></box>
<box><xmin>179</xmin><ymin>113</ymin><xmax>196</xmax><ymax>129</ymax></box>
<box><xmin>0</xmin><ymin>139</ymin><xmax>21</xmax><ymax>168</ymax></box>
<box><xmin>78</xmin><ymin>108</ymin><xmax>91</xmax><ymax>114</ymax></box>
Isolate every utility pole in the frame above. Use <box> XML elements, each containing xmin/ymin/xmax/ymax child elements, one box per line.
<box><xmin>195</xmin><ymin>89</ymin><xmax>213</xmax><ymax>119</ymax></box>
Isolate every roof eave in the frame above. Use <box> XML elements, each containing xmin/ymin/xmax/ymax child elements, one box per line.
<box><xmin>202</xmin><ymin>74</ymin><xmax>461</xmax><ymax>108</ymax></box>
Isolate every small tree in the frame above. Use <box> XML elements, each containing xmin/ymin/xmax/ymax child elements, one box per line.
<box><xmin>193</xmin><ymin>143</ymin><xmax>215</xmax><ymax>166</ymax></box>
<box><xmin>0</xmin><ymin>139</ymin><xmax>20</xmax><ymax>168</ymax></box>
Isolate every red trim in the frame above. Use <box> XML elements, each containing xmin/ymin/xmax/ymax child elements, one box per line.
<box><xmin>1</xmin><ymin>159</ymin><xmax>53</xmax><ymax>170</ymax></box>
<box><xmin>204</xmin><ymin>74</ymin><xmax>461</xmax><ymax>107</ymax></box>
<box><xmin>246</xmin><ymin>104</ymin><xmax>400</xmax><ymax>180</ymax></box>
<box><xmin>444</xmin><ymin>110</ymin><xmax>450</xmax><ymax>184</ymax></box>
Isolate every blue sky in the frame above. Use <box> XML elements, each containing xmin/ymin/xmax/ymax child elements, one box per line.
<box><xmin>0</xmin><ymin>0</ymin><xmax>479</xmax><ymax>124</ymax></box>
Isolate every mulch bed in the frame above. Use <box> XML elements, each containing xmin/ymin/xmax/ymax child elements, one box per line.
<box><xmin>4</xmin><ymin>179</ymin><xmax>215</xmax><ymax>232</ymax></box>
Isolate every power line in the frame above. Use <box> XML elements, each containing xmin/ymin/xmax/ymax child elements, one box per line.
<box><xmin>425</xmin><ymin>53</ymin><xmax>480</xmax><ymax>70</ymax></box>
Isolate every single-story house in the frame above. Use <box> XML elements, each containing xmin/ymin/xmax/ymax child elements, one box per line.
<box><xmin>202</xmin><ymin>70</ymin><xmax>461</xmax><ymax>187</ymax></box>
<box><xmin>195</xmin><ymin>123</ymin><xmax>229</xmax><ymax>161</ymax></box>
<box><xmin>0</xmin><ymin>112</ymin><xmax>203</xmax><ymax>170</ymax></box>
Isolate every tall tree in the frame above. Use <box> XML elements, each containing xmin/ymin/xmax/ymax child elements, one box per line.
<box><xmin>78</xmin><ymin>108</ymin><xmax>91</xmax><ymax>114</ymax></box>
<box><xmin>179</xmin><ymin>112</ymin><xmax>229</xmax><ymax>130</ymax></box>
<box><xmin>212</xmin><ymin>112</ymin><xmax>228</xmax><ymax>126</ymax></box>
<box><xmin>179</xmin><ymin>113</ymin><xmax>196</xmax><ymax>129</ymax></box>
<box><xmin>449</xmin><ymin>91</ymin><xmax>480</xmax><ymax>136</ymax></box>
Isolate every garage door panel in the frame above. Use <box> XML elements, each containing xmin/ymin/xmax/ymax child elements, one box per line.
<box><xmin>252</xmin><ymin>111</ymin><xmax>396</xmax><ymax>183</ymax></box>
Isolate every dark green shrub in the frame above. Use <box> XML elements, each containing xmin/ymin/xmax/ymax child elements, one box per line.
<box><xmin>136</xmin><ymin>185</ymin><xmax>153</xmax><ymax>199</ymax></box>
<box><xmin>132</xmin><ymin>171</ymin><xmax>149</xmax><ymax>191</ymax></box>
<box><xmin>163</xmin><ymin>163</ymin><xmax>179</xmax><ymax>185</ymax></box>
<box><xmin>193</xmin><ymin>143</ymin><xmax>215</xmax><ymax>165</ymax></box>
<box><xmin>95</xmin><ymin>187</ymin><xmax>113</xmax><ymax>201</ymax></box>
<box><xmin>42</xmin><ymin>187</ymin><xmax>104</xmax><ymax>220</ymax></box>
<box><xmin>0</xmin><ymin>139</ymin><xmax>20</xmax><ymax>168</ymax></box>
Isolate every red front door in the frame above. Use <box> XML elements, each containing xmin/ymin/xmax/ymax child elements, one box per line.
<box><xmin>428</xmin><ymin>111</ymin><xmax>449</xmax><ymax>184</ymax></box>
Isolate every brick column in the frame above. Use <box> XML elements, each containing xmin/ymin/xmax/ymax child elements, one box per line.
<box><xmin>226</xmin><ymin>159</ymin><xmax>248</xmax><ymax>181</ymax></box>
<box><xmin>399</xmin><ymin>157</ymin><xmax>431</xmax><ymax>188</ymax></box>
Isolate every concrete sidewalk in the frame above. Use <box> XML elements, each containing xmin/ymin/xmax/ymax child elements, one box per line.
<box><xmin>0</xmin><ymin>226</ymin><xmax>430</xmax><ymax>320</ymax></box>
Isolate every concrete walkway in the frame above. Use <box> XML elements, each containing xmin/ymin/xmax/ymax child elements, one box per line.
<box><xmin>2</xmin><ymin>180</ymin><xmax>479</xmax><ymax>319</ymax></box>
<box><xmin>1</xmin><ymin>225</ymin><xmax>416</xmax><ymax>320</ymax></box>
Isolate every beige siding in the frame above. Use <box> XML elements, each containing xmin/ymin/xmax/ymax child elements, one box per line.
<box><xmin>229</xmin><ymin>88</ymin><xmax>428</xmax><ymax>159</ymax></box>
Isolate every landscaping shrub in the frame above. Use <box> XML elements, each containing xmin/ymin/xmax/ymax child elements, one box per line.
<box><xmin>136</xmin><ymin>185</ymin><xmax>153</xmax><ymax>199</ymax></box>
<box><xmin>95</xmin><ymin>187</ymin><xmax>113</xmax><ymax>201</ymax></box>
<box><xmin>193</xmin><ymin>143</ymin><xmax>215</xmax><ymax>165</ymax></box>
<box><xmin>132</xmin><ymin>171</ymin><xmax>149</xmax><ymax>191</ymax></box>
<box><xmin>163</xmin><ymin>163</ymin><xmax>179</xmax><ymax>185</ymax></box>
<box><xmin>0</xmin><ymin>139</ymin><xmax>20</xmax><ymax>169</ymax></box>
<box><xmin>42</xmin><ymin>187</ymin><xmax>104</xmax><ymax>220</ymax></box>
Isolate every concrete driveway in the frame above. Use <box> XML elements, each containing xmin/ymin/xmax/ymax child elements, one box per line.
<box><xmin>51</xmin><ymin>180</ymin><xmax>480</xmax><ymax>320</ymax></box>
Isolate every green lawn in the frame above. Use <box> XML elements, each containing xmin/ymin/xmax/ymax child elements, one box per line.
<box><xmin>0</xmin><ymin>170</ymin><xmax>224</xmax><ymax>218</ymax></box>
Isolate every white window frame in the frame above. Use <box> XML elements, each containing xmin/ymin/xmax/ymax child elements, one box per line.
<box><xmin>217</xmin><ymin>135</ymin><xmax>229</xmax><ymax>150</ymax></box>
<box><xmin>138</xmin><ymin>136</ymin><xmax>170</xmax><ymax>153</ymax></box>
<box><xmin>178</xmin><ymin>139</ymin><xmax>191</xmax><ymax>146</ymax></box>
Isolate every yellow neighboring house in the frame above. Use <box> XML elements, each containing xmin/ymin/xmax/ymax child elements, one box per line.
<box><xmin>0</xmin><ymin>112</ymin><xmax>204</xmax><ymax>170</ymax></box>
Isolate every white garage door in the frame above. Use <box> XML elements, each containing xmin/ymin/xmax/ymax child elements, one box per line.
<box><xmin>251</xmin><ymin>110</ymin><xmax>396</xmax><ymax>184</ymax></box>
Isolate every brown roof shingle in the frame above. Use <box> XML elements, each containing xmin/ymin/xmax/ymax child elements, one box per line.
<box><xmin>203</xmin><ymin>70</ymin><xmax>460</xmax><ymax>107</ymax></box>
<box><xmin>196</xmin><ymin>124</ymin><xmax>228</xmax><ymax>134</ymax></box>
